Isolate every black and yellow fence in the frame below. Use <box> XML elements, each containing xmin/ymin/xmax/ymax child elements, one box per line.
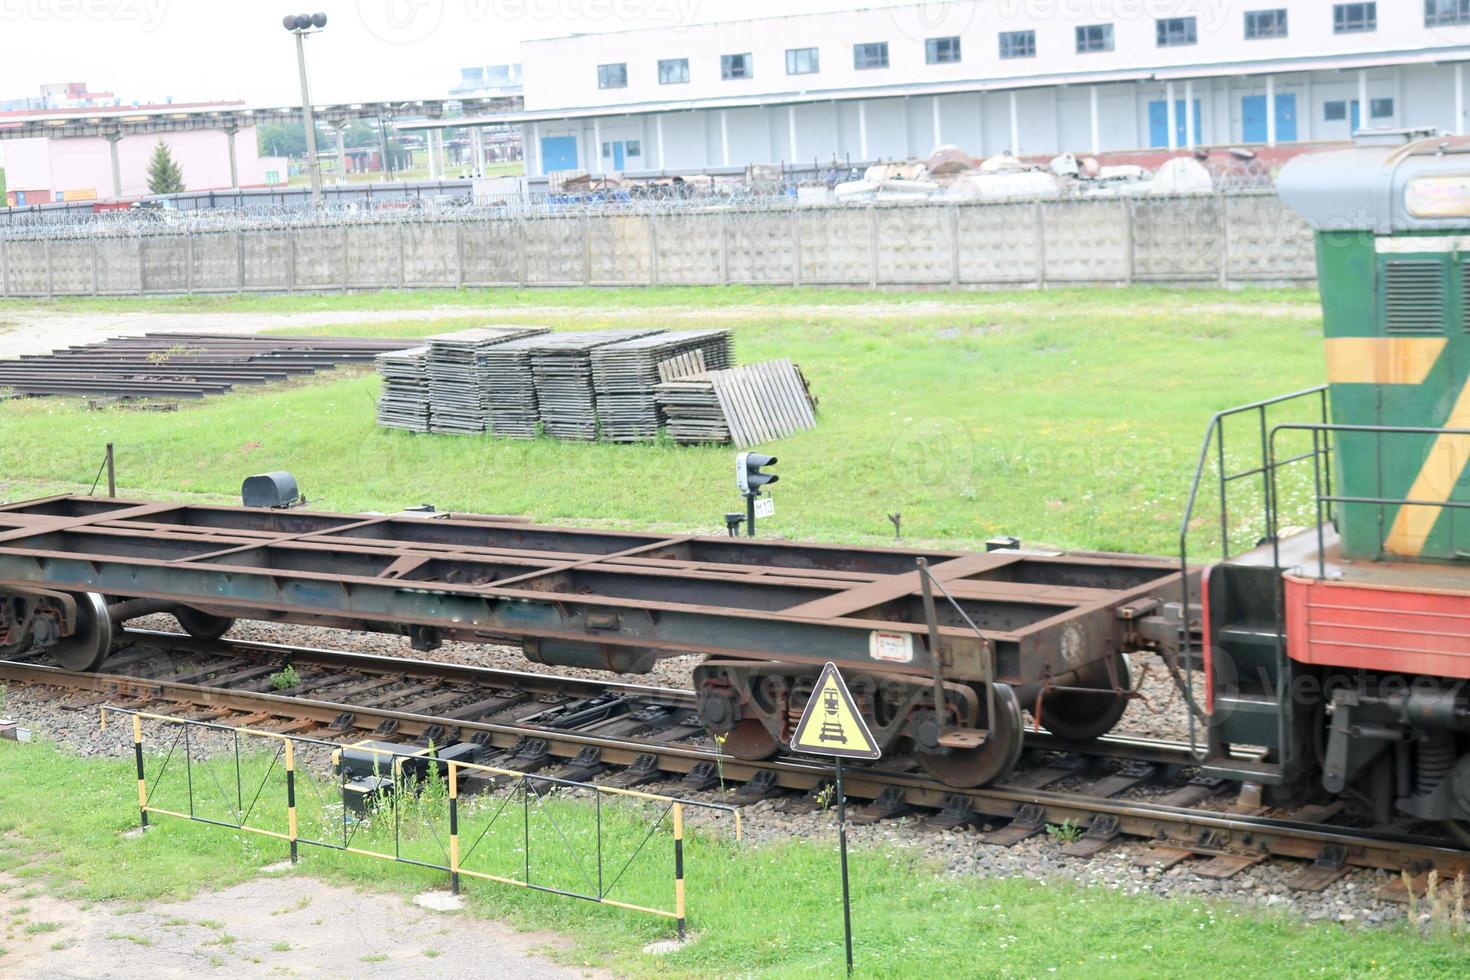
<box><xmin>103</xmin><ymin>706</ymin><xmax>740</xmax><ymax>937</ymax></box>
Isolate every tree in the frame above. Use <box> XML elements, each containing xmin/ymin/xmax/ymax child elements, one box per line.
<box><xmin>146</xmin><ymin>139</ymin><xmax>185</xmax><ymax>195</ymax></box>
<box><xmin>257</xmin><ymin>121</ymin><xmax>307</xmax><ymax>159</ymax></box>
<box><xmin>0</xmin><ymin>166</ymin><xmax>7</xmax><ymax>206</ymax></box>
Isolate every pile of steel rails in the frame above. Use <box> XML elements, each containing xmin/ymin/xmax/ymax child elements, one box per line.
<box><xmin>0</xmin><ymin>332</ymin><xmax>415</xmax><ymax>400</ymax></box>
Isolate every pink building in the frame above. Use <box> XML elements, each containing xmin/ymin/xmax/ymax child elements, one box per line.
<box><xmin>2</xmin><ymin>124</ymin><xmax>286</xmax><ymax>206</ymax></box>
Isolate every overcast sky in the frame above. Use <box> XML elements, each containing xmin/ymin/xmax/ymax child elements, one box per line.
<box><xmin>0</xmin><ymin>0</ymin><xmax>927</xmax><ymax>106</ymax></box>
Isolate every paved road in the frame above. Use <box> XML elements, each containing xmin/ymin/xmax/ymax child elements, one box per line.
<box><xmin>2</xmin><ymin>871</ymin><xmax>607</xmax><ymax>979</ymax></box>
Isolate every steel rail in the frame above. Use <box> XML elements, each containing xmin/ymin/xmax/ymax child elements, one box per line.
<box><xmin>105</xmin><ymin>627</ymin><xmax>1251</xmax><ymax>770</ymax></box>
<box><xmin>4</xmin><ymin>656</ymin><xmax>1467</xmax><ymax>877</ymax></box>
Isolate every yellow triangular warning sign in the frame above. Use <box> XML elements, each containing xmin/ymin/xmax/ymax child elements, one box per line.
<box><xmin>789</xmin><ymin>662</ymin><xmax>881</xmax><ymax>760</ymax></box>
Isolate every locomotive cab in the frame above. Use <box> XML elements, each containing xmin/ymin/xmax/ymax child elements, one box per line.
<box><xmin>1199</xmin><ymin>130</ymin><xmax>1470</xmax><ymax>839</ymax></box>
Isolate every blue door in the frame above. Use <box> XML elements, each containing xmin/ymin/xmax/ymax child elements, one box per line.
<box><xmin>1147</xmin><ymin>100</ymin><xmax>1203</xmax><ymax>148</ymax></box>
<box><xmin>1276</xmin><ymin>94</ymin><xmax>1298</xmax><ymax>141</ymax></box>
<box><xmin>1242</xmin><ymin>94</ymin><xmax>1298</xmax><ymax>143</ymax></box>
<box><xmin>1351</xmin><ymin>100</ymin><xmax>1361</xmax><ymax>132</ymax></box>
<box><xmin>612</xmin><ymin>141</ymin><xmax>626</xmax><ymax>170</ymax></box>
<box><xmin>540</xmin><ymin>136</ymin><xmax>578</xmax><ymax>173</ymax></box>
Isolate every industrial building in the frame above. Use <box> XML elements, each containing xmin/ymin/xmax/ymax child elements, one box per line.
<box><xmin>506</xmin><ymin>1</ymin><xmax>1470</xmax><ymax>175</ymax></box>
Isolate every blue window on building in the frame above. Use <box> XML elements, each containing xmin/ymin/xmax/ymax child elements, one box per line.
<box><xmin>999</xmin><ymin>30</ymin><xmax>1035</xmax><ymax>59</ymax></box>
<box><xmin>597</xmin><ymin>63</ymin><xmax>627</xmax><ymax>89</ymax></box>
<box><xmin>721</xmin><ymin>53</ymin><xmax>753</xmax><ymax>80</ymax></box>
<box><xmin>1325</xmin><ymin>100</ymin><xmax>1363</xmax><ymax>129</ymax></box>
<box><xmin>1242</xmin><ymin>93</ymin><xmax>1298</xmax><ymax>142</ymax></box>
<box><xmin>1245</xmin><ymin>8</ymin><xmax>1288</xmax><ymax>37</ymax></box>
<box><xmin>1148</xmin><ymin>100</ymin><xmax>1203</xmax><ymax>148</ymax></box>
<box><xmin>1324</xmin><ymin>100</ymin><xmax>1364</xmax><ymax>129</ymax></box>
<box><xmin>540</xmin><ymin>136</ymin><xmax>578</xmax><ymax>173</ymax></box>
<box><xmin>1156</xmin><ymin>17</ymin><xmax>1197</xmax><ymax>46</ymax></box>
<box><xmin>1333</xmin><ymin>2</ymin><xmax>1376</xmax><ymax>33</ymax></box>
<box><xmin>1076</xmin><ymin>24</ymin><xmax>1114</xmax><ymax>53</ymax></box>
<box><xmin>786</xmin><ymin>47</ymin><xmax>819</xmax><ymax>75</ymax></box>
<box><xmin>926</xmin><ymin>36</ymin><xmax>961</xmax><ymax>64</ymax></box>
<box><xmin>1427</xmin><ymin>0</ymin><xmax>1470</xmax><ymax>27</ymax></box>
<box><xmin>854</xmin><ymin>42</ymin><xmax>889</xmax><ymax>69</ymax></box>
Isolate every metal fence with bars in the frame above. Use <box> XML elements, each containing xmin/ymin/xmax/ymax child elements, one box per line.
<box><xmin>103</xmin><ymin>706</ymin><xmax>740</xmax><ymax>938</ymax></box>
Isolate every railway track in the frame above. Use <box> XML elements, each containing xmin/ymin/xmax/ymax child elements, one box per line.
<box><xmin>4</xmin><ymin>629</ymin><xmax>1469</xmax><ymax>892</ymax></box>
<box><xmin>11</xmin><ymin>627</ymin><xmax>1228</xmax><ymax>770</ymax></box>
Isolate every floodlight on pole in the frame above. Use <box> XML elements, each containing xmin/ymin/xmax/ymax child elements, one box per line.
<box><xmin>283</xmin><ymin>12</ymin><xmax>328</xmax><ymax>209</ymax></box>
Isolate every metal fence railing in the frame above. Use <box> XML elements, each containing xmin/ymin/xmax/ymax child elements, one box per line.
<box><xmin>103</xmin><ymin>706</ymin><xmax>740</xmax><ymax>938</ymax></box>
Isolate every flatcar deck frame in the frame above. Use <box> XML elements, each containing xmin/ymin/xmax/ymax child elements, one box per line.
<box><xmin>0</xmin><ymin>495</ymin><xmax>1183</xmax><ymax>687</ymax></box>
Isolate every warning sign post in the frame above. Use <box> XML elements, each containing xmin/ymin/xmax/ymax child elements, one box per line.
<box><xmin>789</xmin><ymin>662</ymin><xmax>880</xmax><ymax>976</ymax></box>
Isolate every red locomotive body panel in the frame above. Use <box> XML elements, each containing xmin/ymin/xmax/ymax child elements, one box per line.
<box><xmin>1285</xmin><ymin>573</ymin><xmax>1470</xmax><ymax>680</ymax></box>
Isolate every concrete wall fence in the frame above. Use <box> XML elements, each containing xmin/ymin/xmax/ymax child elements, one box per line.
<box><xmin>0</xmin><ymin>192</ymin><xmax>1316</xmax><ymax>297</ymax></box>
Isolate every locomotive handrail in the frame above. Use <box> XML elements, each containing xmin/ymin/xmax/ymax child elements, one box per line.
<box><xmin>1269</xmin><ymin>421</ymin><xmax>1470</xmax><ymax>580</ymax></box>
<box><xmin>1176</xmin><ymin>385</ymin><xmax>1329</xmax><ymax>759</ymax></box>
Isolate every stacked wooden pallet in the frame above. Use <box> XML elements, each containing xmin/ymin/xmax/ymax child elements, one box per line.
<box><xmin>424</xmin><ymin>326</ymin><xmax>549</xmax><ymax>434</ymax></box>
<box><xmin>482</xmin><ymin>334</ymin><xmax>552</xmax><ymax>439</ymax></box>
<box><xmin>653</xmin><ymin>358</ymin><xmax>816</xmax><ymax>447</ymax></box>
<box><xmin>590</xmin><ymin>330</ymin><xmax>734</xmax><ymax>442</ymax></box>
<box><xmin>529</xmin><ymin>329</ymin><xmax>665</xmax><ymax>440</ymax></box>
<box><xmin>374</xmin><ymin>346</ymin><xmax>432</xmax><ymax>432</ymax></box>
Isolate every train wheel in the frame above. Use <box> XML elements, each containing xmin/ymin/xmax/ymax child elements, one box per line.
<box><xmin>174</xmin><ymin>607</ymin><xmax>235</xmax><ymax>641</ymax></box>
<box><xmin>721</xmin><ymin>719</ymin><xmax>780</xmax><ymax>761</ymax></box>
<box><xmin>917</xmin><ymin>683</ymin><xmax>1024</xmax><ymax>788</ymax></box>
<box><xmin>48</xmin><ymin>593</ymin><xmax>113</xmax><ymax>672</ymax></box>
<box><xmin>1038</xmin><ymin>652</ymin><xmax>1132</xmax><ymax>742</ymax></box>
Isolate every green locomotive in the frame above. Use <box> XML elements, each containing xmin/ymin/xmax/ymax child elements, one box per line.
<box><xmin>1198</xmin><ymin>130</ymin><xmax>1470</xmax><ymax>838</ymax></box>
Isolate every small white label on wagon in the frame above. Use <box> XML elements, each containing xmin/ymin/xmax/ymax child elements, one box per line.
<box><xmin>868</xmin><ymin>630</ymin><xmax>914</xmax><ymax>664</ymax></box>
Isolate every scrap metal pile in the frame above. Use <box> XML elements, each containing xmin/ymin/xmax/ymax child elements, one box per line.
<box><xmin>0</xmin><ymin>333</ymin><xmax>412</xmax><ymax>401</ymax></box>
<box><xmin>821</xmin><ymin>144</ymin><xmax>1240</xmax><ymax>204</ymax></box>
<box><xmin>376</xmin><ymin>325</ymin><xmax>814</xmax><ymax>446</ymax></box>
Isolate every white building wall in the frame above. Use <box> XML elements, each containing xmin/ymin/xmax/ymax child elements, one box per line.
<box><xmin>524</xmin><ymin>1</ymin><xmax>1470</xmax><ymax>113</ymax></box>
<box><xmin>528</xmin><ymin>69</ymin><xmax>1465</xmax><ymax>176</ymax></box>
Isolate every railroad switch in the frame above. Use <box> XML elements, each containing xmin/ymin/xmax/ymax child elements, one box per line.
<box><xmin>343</xmin><ymin>776</ymin><xmax>394</xmax><ymax>815</ymax></box>
<box><xmin>338</xmin><ymin>739</ymin><xmax>483</xmax><ymax>814</ymax></box>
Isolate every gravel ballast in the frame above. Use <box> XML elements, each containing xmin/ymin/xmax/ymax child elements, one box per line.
<box><xmin>0</xmin><ymin>620</ymin><xmax>1430</xmax><ymax>932</ymax></box>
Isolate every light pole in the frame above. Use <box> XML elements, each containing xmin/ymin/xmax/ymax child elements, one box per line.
<box><xmin>282</xmin><ymin>12</ymin><xmax>327</xmax><ymax>209</ymax></box>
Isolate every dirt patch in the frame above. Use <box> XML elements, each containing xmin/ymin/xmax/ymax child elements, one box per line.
<box><xmin>0</xmin><ymin>869</ymin><xmax>605</xmax><ymax>978</ymax></box>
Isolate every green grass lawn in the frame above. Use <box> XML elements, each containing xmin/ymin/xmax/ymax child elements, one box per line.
<box><xmin>0</xmin><ymin>285</ymin><xmax>1325</xmax><ymax>555</ymax></box>
<box><xmin>2</xmin><ymin>737</ymin><xmax>1467</xmax><ymax>977</ymax></box>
